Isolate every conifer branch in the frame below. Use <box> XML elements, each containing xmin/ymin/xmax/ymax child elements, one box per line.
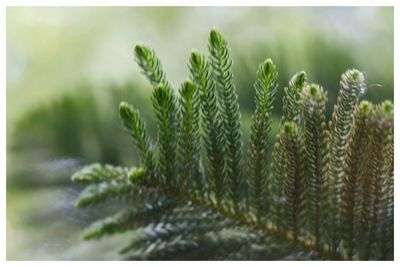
<box><xmin>382</xmin><ymin>127</ymin><xmax>394</xmax><ymax>259</ymax></box>
<box><xmin>119</xmin><ymin>102</ymin><xmax>156</xmax><ymax>180</ymax></box>
<box><xmin>209</xmin><ymin>28</ymin><xmax>243</xmax><ymax>211</ymax></box>
<box><xmin>156</xmin><ymin>179</ymin><xmax>342</xmax><ymax>260</ymax></box>
<box><xmin>301</xmin><ymin>84</ymin><xmax>329</xmax><ymax>248</ymax></box>
<box><xmin>189</xmin><ymin>51</ymin><xmax>225</xmax><ymax>204</ymax></box>
<box><xmin>277</xmin><ymin>122</ymin><xmax>306</xmax><ymax>240</ymax></box>
<box><xmin>328</xmin><ymin>69</ymin><xmax>366</xmax><ymax>249</ymax></box>
<box><xmin>362</xmin><ymin>101</ymin><xmax>393</xmax><ymax>259</ymax></box>
<box><xmin>341</xmin><ymin>101</ymin><xmax>373</xmax><ymax>259</ymax></box>
<box><xmin>247</xmin><ymin>59</ymin><xmax>278</xmax><ymax>220</ymax></box>
<box><xmin>71</xmin><ymin>28</ymin><xmax>393</xmax><ymax>260</ymax></box>
<box><xmin>119</xmin><ymin>206</ymin><xmax>230</xmax><ymax>257</ymax></box>
<box><xmin>82</xmin><ymin>201</ymin><xmax>174</xmax><ymax>240</ymax></box>
<box><xmin>270</xmin><ymin>71</ymin><xmax>306</xmax><ymax>227</ymax></box>
<box><xmin>177</xmin><ymin>80</ymin><xmax>201</xmax><ymax>192</ymax></box>
<box><xmin>72</xmin><ymin>163</ymin><xmax>145</xmax><ymax>184</ymax></box>
<box><xmin>134</xmin><ymin>44</ymin><xmax>171</xmax><ymax>88</ymax></box>
<box><xmin>283</xmin><ymin>71</ymin><xmax>307</xmax><ymax>124</ymax></box>
<box><xmin>152</xmin><ymin>84</ymin><xmax>179</xmax><ymax>187</ymax></box>
<box><xmin>270</xmin><ymin>131</ymin><xmax>286</xmax><ymax>226</ymax></box>
<box><xmin>75</xmin><ymin>181</ymin><xmax>136</xmax><ymax>208</ymax></box>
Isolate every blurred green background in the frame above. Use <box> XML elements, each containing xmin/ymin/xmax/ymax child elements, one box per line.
<box><xmin>6</xmin><ymin>7</ymin><xmax>393</xmax><ymax>260</ymax></box>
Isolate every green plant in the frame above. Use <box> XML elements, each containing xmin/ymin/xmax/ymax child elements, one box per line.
<box><xmin>72</xmin><ymin>28</ymin><xmax>393</xmax><ymax>260</ymax></box>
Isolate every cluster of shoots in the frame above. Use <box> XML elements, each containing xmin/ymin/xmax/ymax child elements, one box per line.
<box><xmin>72</xmin><ymin>28</ymin><xmax>393</xmax><ymax>260</ymax></box>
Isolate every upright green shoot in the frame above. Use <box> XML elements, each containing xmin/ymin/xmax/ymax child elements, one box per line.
<box><xmin>247</xmin><ymin>59</ymin><xmax>278</xmax><ymax>221</ymax></box>
<box><xmin>209</xmin><ymin>28</ymin><xmax>243</xmax><ymax>211</ymax></box>
<box><xmin>301</xmin><ymin>84</ymin><xmax>329</xmax><ymax>248</ymax></box>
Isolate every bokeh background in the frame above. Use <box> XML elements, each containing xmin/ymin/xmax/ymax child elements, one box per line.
<box><xmin>6</xmin><ymin>7</ymin><xmax>393</xmax><ymax>260</ymax></box>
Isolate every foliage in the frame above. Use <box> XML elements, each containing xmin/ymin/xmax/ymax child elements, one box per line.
<box><xmin>72</xmin><ymin>28</ymin><xmax>394</xmax><ymax>260</ymax></box>
<box><xmin>328</xmin><ymin>69</ymin><xmax>366</xmax><ymax>249</ymax></box>
<box><xmin>300</xmin><ymin>84</ymin><xmax>330</xmax><ymax>248</ymax></box>
<box><xmin>209</xmin><ymin>29</ymin><xmax>244</xmax><ymax>211</ymax></box>
<box><xmin>189</xmin><ymin>51</ymin><xmax>225</xmax><ymax>204</ymax></box>
<box><xmin>247</xmin><ymin>59</ymin><xmax>278</xmax><ymax>220</ymax></box>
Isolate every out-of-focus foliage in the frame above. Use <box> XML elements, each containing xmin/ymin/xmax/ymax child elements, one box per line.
<box><xmin>7</xmin><ymin>7</ymin><xmax>393</xmax><ymax>122</ymax></box>
<box><xmin>7</xmin><ymin>7</ymin><xmax>393</xmax><ymax>260</ymax></box>
<box><xmin>8</xmin><ymin>83</ymin><xmax>156</xmax><ymax>188</ymax></box>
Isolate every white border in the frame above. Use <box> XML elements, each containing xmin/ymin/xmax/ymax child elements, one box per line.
<box><xmin>1</xmin><ymin>0</ymin><xmax>397</xmax><ymax>265</ymax></box>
